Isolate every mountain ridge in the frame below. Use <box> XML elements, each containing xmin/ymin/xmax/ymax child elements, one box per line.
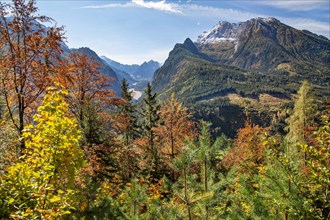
<box><xmin>195</xmin><ymin>17</ymin><xmax>329</xmax><ymax>72</ymax></box>
<box><xmin>152</xmin><ymin>17</ymin><xmax>330</xmax><ymax>137</ymax></box>
<box><xmin>101</xmin><ymin>56</ymin><xmax>161</xmax><ymax>81</ymax></box>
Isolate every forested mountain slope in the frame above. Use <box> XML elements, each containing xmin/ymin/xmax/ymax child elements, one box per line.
<box><xmin>152</xmin><ymin>17</ymin><xmax>330</xmax><ymax>136</ymax></box>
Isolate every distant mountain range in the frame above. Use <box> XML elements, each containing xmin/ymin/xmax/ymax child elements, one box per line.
<box><xmin>152</xmin><ymin>17</ymin><xmax>330</xmax><ymax>137</ymax></box>
<box><xmin>101</xmin><ymin>56</ymin><xmax>161</xmax><ymax>81</ymax></box>
<box><xmin>60</xmin><ymin>49</ymin><xmax>161</xmax><ymax>96</ymax></box>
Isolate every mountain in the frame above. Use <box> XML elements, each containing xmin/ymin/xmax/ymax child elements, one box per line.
<box><xmin>101</xmin><ymin>56</ymin><xmax>140</xmax><ymax>78</ymax></box>
<box><xmin>134</xmin><ymin>60</ymin><xmax>161</xmax><ymax>80</ymax></box>
<box><xmin>112</xmin><ymin>68</ymin><xmax>137</xmax><ymax>85</ymax></box>
<box><xmin>196</xmin><ymin>17</ymin><xmax>329</xmax><ymax>74</ymax></box>
<box><xmin>152</xmin><ymin>17</ymin><xmax>330</xmax><ymax>137</ymax></box>
<box><xmin>71</xmin><ymin>47</ymin><xmax>121</xmax><ymax>95</ymax></box>
<box><xmin>101</xmin><ymin>56</ymin><xmax>161</xmax><ymax>81</ymax></box>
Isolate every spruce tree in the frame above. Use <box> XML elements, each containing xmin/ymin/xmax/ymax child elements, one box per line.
<box><xmin>119</xmin><ymin>79</ymin><xmax>139</xmax><ymax>145</ymax></box>
<box><xmin>198</xmin><ymin>121</ymin><xmax>220</xmax><ymax>219</ymax></box>
<box><xmin>142</xmin><ymin>83</ymin><xmax>160</xmax><ymax>175</ymax></box>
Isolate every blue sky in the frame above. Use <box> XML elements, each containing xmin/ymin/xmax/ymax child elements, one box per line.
<box><xmin>34</xmin><ymin>0</ymin><xmax>330</xmax><ymax>64</ymax></box>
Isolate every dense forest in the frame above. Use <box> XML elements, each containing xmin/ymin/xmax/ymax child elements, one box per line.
<box><xmin>0</xmin><ymin>1</ymin><xmax>329</xmax><ymax>219</ymax></box>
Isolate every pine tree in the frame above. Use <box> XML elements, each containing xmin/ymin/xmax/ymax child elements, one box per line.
<box><xmin>197</xmin><ymin>121</ymin><xmax>221</xmax><ymax>219</ymax></box>
<box><xmin>118</xmin><ymin>79</ymin><xmax>139</xmax><ymax>145</ymax></box>
<box><xmin>172</xmin><ymin>141</ymin><xmax>213</xmax><ymax>220</ymax></box>
<box><xmin>112</xmin><ymin>79</ymin><xmax>141</xmax><ymax>181</ymax></box>
<box><xmin>142</xmin><ymin>83</ymin><xmax>161</xmax><ymax>176</ymax></box>
<box><xmin>299</xmin><ymin>103</ymin><xmax>330</xmax><ymax>219</ymax></box>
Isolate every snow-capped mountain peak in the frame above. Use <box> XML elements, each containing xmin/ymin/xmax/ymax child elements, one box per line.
<box><xmin>256</xmin><ymin>17</ymin><xmax>279</xmax><ymax>23</ymax></box>
<box><xmin>197</xmin><ymin>21</ymin><xmax>240</xmax><ymax>44</ymax></box>
<box><xmin>196</xmin><ymin>17</ymin><xmax>280</xmax><ymax>45</ymax></box>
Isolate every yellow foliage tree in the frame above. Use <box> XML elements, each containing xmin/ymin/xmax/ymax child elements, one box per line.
<box><xmin>0</xmin><ymin>86</ymin><xmax>84</xmax><ymax>219</ymax></box>
<box><xmin>156</xmin><ymin>93</ymin><xmax>196</xmax><ymax>159</ymax></box>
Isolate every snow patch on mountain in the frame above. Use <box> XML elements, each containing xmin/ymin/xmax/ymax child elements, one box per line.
<box><xmin>197</xmin><ymin>21</ymin><xmax>239</xmax><ymax>44</ymax></box>
<box><xmin>196</xmin><ymin>18</ymin><xmax>279</xmax><ymax>52</ymax></box>
<box><xmin>197</xmin><ymin>21</ymin><xmax>241</xmax><ymax>52</ymax></box>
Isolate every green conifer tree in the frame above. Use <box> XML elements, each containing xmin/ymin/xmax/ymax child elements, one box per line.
<box><xmin>142</xmin><ymin>83</ymin><xmax>161</xmax><ymax>176</ymax></box>
<box><xmin>119</xmin><ymin>79</ymin><xmax>139</xmax><ymax>145</ymax></box>
<box><xmin>197</xmin><ymin>121</ymin><xmax>221</xmax><ymax>219</ymax></box>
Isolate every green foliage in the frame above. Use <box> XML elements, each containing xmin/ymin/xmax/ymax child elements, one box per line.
<box><xmin>141</xmin><ymin>82</ymin><xmax>161</xmax><ymax>176</ymax></box>
<box><xmin>118</xmin><ymin>79</ymin><xmax>140</xmax><ymax>145</ymax></box>
<box><xmin>143</xmin><ymin>83</ymin><xmax>161</xmax><ymax>136</ymax></box>
<box><xmin>299</xmin><ymin>108</ymin><xmax>330</xmax><ymax>219</ymax></box>
<box><xmin>172</xmin><ymin>142</ymin><xmax>205</xmax><ymax>220</ymax></box>
<box><xmin>0</xmin><ymin>119</ymin><xmax>20</xmax><ymax>172</ymax></box>
<box><xmin>0</xmin><ymin>77</ymin><xmax>327</xmax><ymax>220</ymax></box>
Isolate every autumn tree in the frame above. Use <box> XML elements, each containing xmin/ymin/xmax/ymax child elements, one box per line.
<box><xmin>222</xmin><ymin>122</ymin><xmax>268</xmax><ymax>174</ymax></box>
<box><xmin>0</xmin><ymin>86</ymin><xmax>84</xmax><ymax>219</ymax></box>
<box><xmin>219</xmin><ymin>123</ymin><xmax>271</xmax><ymax>218</ymax></box>
<box><xmin>57</xmin><ymin>51</ymin><xmax>115</xmax><ymax>145</ymax></box>
<box><xmin>0</xmin><ymin>95</ymin><xmax>4</xmax><ymax>119</ymax></box>
<box><xmin>0</xmin><ymin>0</ymin><xmax>64</xmax><ymax>146</ymax></box>
<box><xmin>286</xmin><ymin>81</ymin><xmax>316</xmax><ymax>146</ymax></box>
<box><xmin>299</xmin><ymin>101</ymin><xmax>330</xmax><ymax>219</ymax></box>
<box><xmin>0</xmin><ymin>118</ymin><xmax>19</xmax><ymax>173</ymax></box>
<box><xmin>156</xmin><ymin>93</ymin><xmax>196</xmax><ymax>160</ymax></box>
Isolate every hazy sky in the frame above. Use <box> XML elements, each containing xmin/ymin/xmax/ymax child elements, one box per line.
<box><xmin>34</xmin><ymin>0</ymin><xmax>330</xmax><ymax>64</ymax></box>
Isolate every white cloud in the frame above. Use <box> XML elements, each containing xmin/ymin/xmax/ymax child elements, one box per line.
<box><xmin>132</xmin><ymin>0</ymin><xmax>182</xmax><ymax>14</ymax></box>
<box><xmin>257</xmin><ymin>1</ymin><xmax>328</xmax><ymax>12</ymax></box>
<box><xmin>83</xmin><ymin>0</ymin><xmax>182</xmax><ymax>14</ymax></box>
<box><xmin>82</xmin><ymin>1</ymin><xmax>263</xmax><ymax>22</ymax></box>
<box><xmin>82</xmin><ymin>1</ymin><xmax>329</xmax><ymax>38</ymax></box>
<box><xmin>179</xmin><ymin>4</ymin><xmax>265</xmax><ymax>22</ymax></box>
<box><xmin>82</xmin><ymin>2</ymin><xmax>134</xmax><ymax>9</ymax></box>
<box><xmin>179</xmin><ymin>4</ymin><xmax>329</xmax><ymax>38</ymax></box>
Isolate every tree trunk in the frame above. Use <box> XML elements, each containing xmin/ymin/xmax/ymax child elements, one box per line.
<box><xmin>204</xmin><ymin>157</ymin><xmax>209</xmax><ymax>220</ymax></box>
<box><xmin>184</xmin><ymin>167</ymin><xmax>192</xmax><ymax>220</ymax></box>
